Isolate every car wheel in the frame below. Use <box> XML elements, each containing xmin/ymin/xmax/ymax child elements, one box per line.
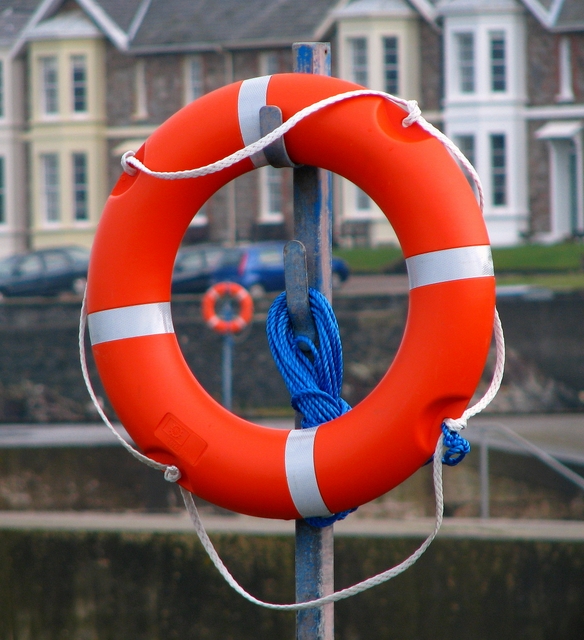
<box><xmin>72</xmin><ymin>277</ymin><xmax>87</xmax><ymax>296</ymax></box>
<box><xmin>248</xmin><ymin>283</ymin><xmax>266</xmax><ymax>299</ymax></box>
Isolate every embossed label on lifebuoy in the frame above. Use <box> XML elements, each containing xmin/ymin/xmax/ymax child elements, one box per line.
<box><xmin>155</xmin><ymin>413</ymin><xmax>208</xmax><ymax>464</ymax></box>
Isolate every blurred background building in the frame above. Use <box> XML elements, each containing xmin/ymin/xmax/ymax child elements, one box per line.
<box><xmin>0</xmin><ymin>0</ymin><xmax>581</xmax><ymax>255</ymax></box>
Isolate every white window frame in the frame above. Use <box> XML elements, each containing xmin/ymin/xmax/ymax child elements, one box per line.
<box><xmin>456</xmin><ymin>32</ymin><xmax>475</xmax><ymax>94</ymax></box>
<box><xmin>40</xmin><ymin>153</ymin><xmax>60</xmax><ymax>224</ymax></box>
<box><xmin>72</xmin><ymin>152</ymin><xmax>89</xmax><ymax>222</ymax></box>
<box><xmin>184</xmin><ymin>55</ymin><xmax>204</xmax><ymax>104</ymax></box>
<box><xmin>260</xmin><ymin>51</ymin><xmax>280</xmax><ymax>77</ymax></box>
<box><xmin>348</xmin><ymin>37</ymin><xmax>368</xmax><ymax>86</ymax></box>
<box><xmin>0</xmin><ymin>156</ymin><xmax>5</xmax><ymax>224</ymax></box>
<box><xmin>557</xmin><ymin>36</ymin><xmax>574</xmax><ymax>103</ymax></box>
<box><xmin>132</xmin><ymin>59</ymin><xmax>148</xmax><ymax>120</ymax></box>
<box><xmin>0</xmin><ymin>60</ymin><xmax>5</xmax><ymax>119</ymax></box>
<box><xmin>490</xmin><ymin>133</ymin><xmax>507</xmax><ymax>207</ymax></box>
<box><xmin>382</xmin><ymin>36</ymin><xmax>399</xmax><ymax>95</ymax></box>
<box><xmin>258</xmin><ymin>165</ymin><xmax>284</xmax><ymax>224</ymax></box>
<box><xmin>71</xmin><ymin>54</ymin><xmax>88</xmax><ymax>114</ymax></box>
<box><xmin>40</xmin><ymin>56</ymin><xmax>59</xmax><ymax>116</ymax></box>
<box><xmin>489</xmin><ymin>31</ymin><xmax>507</xmax><ymax>93</ymax></box>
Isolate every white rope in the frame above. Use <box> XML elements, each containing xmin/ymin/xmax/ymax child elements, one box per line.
<box><xmin>78</xmin><ymin>289</ymin><xmax>181</xmax><ymax>483</ymax></box>
<box><xmin>179</xmin><ymin>432</ymin><xmax>445</xmax><ymax>611</ymax></box>
<box><xmin>78</xmin><ymin>85</ymin><xmax>506</xmax><ymax>609</ymax></box>
<box><xmin>120</xmin><ymin>88</ymin><xmax>483</xmax><ymax>213</ymax></box>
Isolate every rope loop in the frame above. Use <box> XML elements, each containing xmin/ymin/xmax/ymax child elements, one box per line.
<box><xmin>266</xmin><ymin>289</ymin><xmax>355</xmax><ymax>526</ymax></box>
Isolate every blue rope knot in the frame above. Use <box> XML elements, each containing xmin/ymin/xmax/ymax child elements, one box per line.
<box><xmin>266</xmin><ymin>289</ymin><xmax>356</xmax><ymax>527</ymax></box>
<box><xmin>441</xmin><ymin>422</ymin><xmax>471</xmax><ymax>466</ymax></box>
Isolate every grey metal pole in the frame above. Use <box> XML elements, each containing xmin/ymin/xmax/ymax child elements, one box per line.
<box><xmin>289</xmin><ymin>42</ymin><xmax>334</xmax><ymax>640</ymax></box>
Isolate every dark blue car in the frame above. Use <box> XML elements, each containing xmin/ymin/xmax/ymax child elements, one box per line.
<box><xmin>211</xmin><ymin>242</ymin><xmax>350</xmax><ymax>298</ymax></box>
<box><xmin>0</xmin><ymin>246</ymin><xmax>90</xmax><ymax>298</ymax></box>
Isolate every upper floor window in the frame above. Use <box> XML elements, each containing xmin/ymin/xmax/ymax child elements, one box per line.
<box><xmin>41</xmin><ymin>153</ymin><xmax>60</xmax><ymax>222</ymax></box>
<box><xmin>40</xmin><ymin>56</ymin><xmax>59</xmax><ymax>115</ymax></box>
<box><xmin>355</xmin><ymin>186</ymin><xmax>371</xmax><ymax>212</ymax></box>
<box><xmin>348</xmin><ymin>37</ymin><xmax>368</xmax><ymax>86</ymax></box>
<box><xmin>383</xmin><ymin>37</ymin><xmax>399</xmax><ymax>95</ymax></box>
<box><xmin>456</xmin><ymin>33</ymin><xmax>475</xmax><ymax>93</ymax></box>
<box><xmin>133</xmin><ymin>59</ymin><xmax>148</xmax><ymax>120</ymax></box>
<box><xmin>557</xmin><ymin>36</ymin><xmax>574</xmax><ymax>103</ymax></box>
<box><xmin>187</xmin><ymin>56</ymin><xmax>204</xmax><ymax>102</ymax></box>
<box><xmin>490</xmin><ymin>32</ymin><xmax>506</xmax><ymax>92</ymax></box>
<box><xmin>72</xmin><ymin>152</ymin><xmax>88</xmax><ymax>221</ymax></box>
<box><xmin>0</xmin><ymin>61</ymin><xmax>5</xmax><ymax>118</ymax></box>
<box><xmin>490</xmin><ymin>134</ymin><xmax>507</xmax><ymax>206</ymax></box>
<box><xmin>260</xmin><ymin>165</ymin><xmax>283</xmax><ymax>222</ymax></box>
<box><xmin>261</xmin><ymin>52</ymin><xmax>280</xmax><ymax>76</ymax></box>
<box><xmin>0</xmin><ymin>156</ymin><xmax>5</xmax><ymax>224</ymax></box>
<box><xmin>71</xmin><ymin>55</ymin><xmax>87</xmax><ymax>112</ymax></box>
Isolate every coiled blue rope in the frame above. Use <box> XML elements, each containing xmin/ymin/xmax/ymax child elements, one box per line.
<box><xmin>441</xmin><ymin>423</ymin><xmax>471</xmax><ymax>466</ymax></box>
<box><xmin>266</xmin><ymin>289</ymin><xmax>355</xmax><ymax>527</ymax></box>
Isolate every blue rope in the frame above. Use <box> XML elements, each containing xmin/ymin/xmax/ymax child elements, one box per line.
<box><xmin>440</xmin><ymin>423</ymin><xmax>471</xmax><ymax>466</ymax></box>
<box><xmin>266</xmin><ymin>289</ymin><xmax>355</xmax><ymax>527</ymax></box>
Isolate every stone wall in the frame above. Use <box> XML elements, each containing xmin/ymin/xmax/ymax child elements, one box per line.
<box><xmin>0</xmin><ymin>530</ymin><xmax>583</xmax><ymax>639</ymax></box>
<box><xmin>0</xmin><ymin>291</ymin><xmax>583</xmax><ymax>423</ymax></box>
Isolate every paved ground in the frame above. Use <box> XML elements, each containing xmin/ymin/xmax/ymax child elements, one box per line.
<box><xmin>2</xmin><ymin>414</ymin><xmax>584</xmax><ymax>464</ymax></box>
<box><xmin>1</xmin><ymin>509</ymin><xmax>584</xmax><ymax>541</ymax></box>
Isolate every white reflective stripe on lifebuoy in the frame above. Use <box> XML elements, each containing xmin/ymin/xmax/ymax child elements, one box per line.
<box><xmin>237</xmin><ymin>75</ymin><xmax>271</xmax><ymax>168</ymax></box>
<box><xmin>406</xmin><ymin>245</ymin><xmax>493</xmax><ymax>290</ymax></box>
<box><xmin>285</xmin><ymin>427</ymin><xmax>333</xmax><ymax>518</ymax></box>
<box><xmin>88</xmin><ymin>302</ymin><xmax>174</xmax><ymax>345</ymax></box>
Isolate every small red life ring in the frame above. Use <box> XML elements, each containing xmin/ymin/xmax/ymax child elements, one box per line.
<box><xmin>86</xmin><ymin>73</ymin><xmax>495</xmax><ymax>520</ymax></box>
<box><xmin>202</xmin><ymin>281</ymin><xmax>254</xmax><ymax>334</ymax></box>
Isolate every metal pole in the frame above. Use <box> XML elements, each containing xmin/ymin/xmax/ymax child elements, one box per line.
<box><xmin>222</xmin><ymin>332</ymin><xmax>233</xmax><ymax>411</ymax></box>
<box><xmin>289</xmin><ymin>42</ymin><xmax>334</xmax><ymax>640</ymax></box>
<box><xmin>221</xmin><ymin>300</ymin><xmax>233</xmax><ymax>411</ymax></box>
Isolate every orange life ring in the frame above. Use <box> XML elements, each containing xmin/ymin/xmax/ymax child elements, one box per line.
<box><xmin>86</xmin><ymin>73</ymin><xmax>495</xmax><ymax>520</ymax></box>
<box><xmin>202</xmin><ymin>281</ymin><xmax>254</xmax><ymax>334</ymax></box>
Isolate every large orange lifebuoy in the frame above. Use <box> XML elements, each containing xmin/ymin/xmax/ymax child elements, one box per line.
<box><xmin>202</xmin><ymin>282</ymin><xmax>254</xmax><ymax>334</ymax></box>
<box><xmin>86</xmin><ymin>73</ymin><xmax>495</xmax><ymax>520</ymax></box>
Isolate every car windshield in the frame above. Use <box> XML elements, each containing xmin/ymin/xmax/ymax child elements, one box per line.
<box><xmin>66</xmin><ymin>247</ymin><xmax>91</xmax><ymax>264</ymax></box>
<box><xmin>217</xmin><ymin>248</ymin><xmax>243</xmax><ymax>267</ymax></box>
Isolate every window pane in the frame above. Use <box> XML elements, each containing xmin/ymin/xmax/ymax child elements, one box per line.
<box><xmin>490</xmin><ymin>134</ymin><xmax>507</xmax><ymax>206</ymax></box>
<box><xmin>266</xmin><ymin>166</ymin><xmax>282</xmax><ymax>215</ymax></box>
<box><xmin>383</xmin><ymin>37</ymin><xmax>399</xmax><ymax>95</ymax></box>
<box><xmin>356</xmin><ymin>186</ymin><xmax>371</xmax><ymax>211</ymax></box>
<box><xmin>71</xmin><ymin>55</ymin><xmax>87</xmax><ymax>112</ymax></box>
<box><xmin>456</xmin><ymin>33</ymin><xmax>475</xmax><ymax>93</ymax></box>
<box><xmin>0</xmin><ymin>60</ymin><xmax>4</xmax><ymax>118</ymax></box>
<box><xmin>41</xmin><ymin>57</ymin><xmax>58</xmax><ymax>114</ymax></box>
<box><xmin>189</xmin><ymin>56</ymin><xmax>204</xmax><ymax>101</ymax></box>
<box><xmin>349</xmin><ymin>38</ymin><xmax>368</xmax><ymax>86</ymax></box>
<box><xmin>0</xmin><ymin>157</ymin><xmax>5</xmax><ymax>224</ymax></box>
<box><xmin>41</xmin><ymin>153</ymin><xmax>60</xmax><ymax>222</ymax></box>
<box><xmin>490</xmin><ymin>33</ymin><xmax>506</xmax><ymax>92</ymax></box>
<box><xmin>72</xmin><ymin>153</ymin><xmax>88</xmax><ymax>221</ymax></box>
<box><xmin>455</xmin><ymin>134</ymin><xmax>475</xmax><ymax>166</ymax></box>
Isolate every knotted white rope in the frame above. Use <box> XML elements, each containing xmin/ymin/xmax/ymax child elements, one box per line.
<box><xmin>79</xmin><ymin>85</ymin><xmax>505</xmax><ymax>610</ymax></box>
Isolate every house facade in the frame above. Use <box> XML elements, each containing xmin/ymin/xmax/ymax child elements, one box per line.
<box><xmin>0</xmin><ymin>0</ymin><xmax>582</xmax><ymax>255</ymax></box>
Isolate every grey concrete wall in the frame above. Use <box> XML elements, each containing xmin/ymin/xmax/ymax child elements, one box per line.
<box><xmin>0</xmin><ymin>530</ymin><xmax>583</xmax><ymax>640</ymax></box>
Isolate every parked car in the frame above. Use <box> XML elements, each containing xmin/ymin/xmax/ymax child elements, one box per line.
<box><xmin>211</xmin><ymin>242</ymin><xmax>350</xmax><ymax>298</ymax></box>
<box><xmin>171</xmin><ymin>244</ymin><xmax>227</xmax><ymax>294</ymax></box>
<box><xmin>0</xmin><ymin>246</ymin><xmax>90</xmax><ymax>298</ymax></box>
